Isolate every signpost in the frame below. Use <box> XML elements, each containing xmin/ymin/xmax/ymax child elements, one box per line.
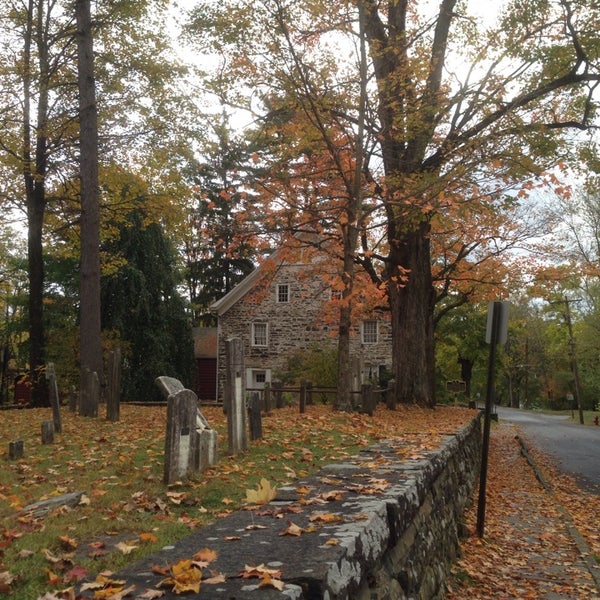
<box><xmin>477</xmin><ymin>301</ymin><xmax>509</xmax><ymax>538</ymax></box>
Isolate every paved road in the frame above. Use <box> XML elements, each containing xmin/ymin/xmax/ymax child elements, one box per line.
<box><xmin>495</xmin><ymin>406</ymin><xmax>600</xmax><ymax>494</ymax></box>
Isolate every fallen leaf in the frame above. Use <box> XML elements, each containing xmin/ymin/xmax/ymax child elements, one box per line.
<box><xmin>115</xmin><ymin>541</ymin><xmax>138</xmax><ymax>555</ymax></box>
<box><xmin>279</xmin><ymin>521</ymin><xmax>305</xmax><ymax>536</ymax></box>
<box><xmin>157</xmin><ymin>559</ymin><xmax>202</xmax><ymax>594</ymax></box>
<box><xmin>245</xmin><ymin>478</ymin><xmax>278</xmax><ymax>505</ymax></box>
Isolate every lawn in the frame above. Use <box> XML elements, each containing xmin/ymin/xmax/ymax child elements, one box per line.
<box><xmin>0</xmin><ymin>402</ymin><xmax>475</xmax><ymax>598</ymax></box>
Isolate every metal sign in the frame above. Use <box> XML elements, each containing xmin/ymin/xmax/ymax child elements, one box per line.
<box><xmin>485</xmin><ymin>301</ymin><xmax>509</xmax><ymax>345</ymax></box>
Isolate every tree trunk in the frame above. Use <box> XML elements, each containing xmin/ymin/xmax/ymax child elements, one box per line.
<box><xmin>387</xmin><ymin>221</ymin><xmax>436</xmax><ymax>407</ymax></box>
<box><xmin>76</xmin><ymin>0</ymin><xmax>103</xmax><ymax>405</ymax></box>
<box><xmin>335</xmin><ymin>301</ymin><xmax>353</xmax><ymax>411</ymax></box>
<box><xmin>23</xmin><ymin>0</ymin><xmax>48</xmax><ymax>407</ymax></box>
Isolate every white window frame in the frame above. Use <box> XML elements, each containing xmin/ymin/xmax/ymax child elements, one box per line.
<box><xmin>276</xmin><ymin>283</ymin><xmax>290</xmax><ymax>303</ymax></box>
<box><xmin>361</xmin><ymin>320</ymin><xmax>378</xmax><ymax>344</ymax></box>
<box><xmin>251</xmin><ymin>321</ymin><xmax>269</xmax><ymax>347</ymax></box>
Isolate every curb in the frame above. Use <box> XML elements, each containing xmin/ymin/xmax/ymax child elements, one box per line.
<box><xmin>516</xmin><ymin>434</ymin><xmax>600</xmax><ymax>593</ymax></box>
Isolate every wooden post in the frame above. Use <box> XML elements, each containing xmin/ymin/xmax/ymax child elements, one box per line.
<box><xmin>106</xmin><ymin>348</ymin><xmax>121</xmax><ymax>422</ymax></box>
<box><xmin>306</xmin><ymin>380</ymin><xmax>314</xmax><ymax>405</ymax></box>
<box><xmin>9</xmin><ymin>440</ymin><xmax>24</xmax><ymax>460</ymax></box>
<box><xmin>41</xmin><ymin>421</ymin><xmax>54</xmax><ymax>444</ymax></box>
<box><xmin>248</xmin><ymin>392</ymin><xmax>263</xmax><ymax>441</ymax></box>
<box><xmin>299</xmin><ymin>380</ymin><xmax>307</xmax><ymax>414</ymax></box>
<box><xmin>225</xmin><ymin>338</ymin><xmax>247</xmax><ymax>454</ymax></box>
<box><xmin>46</xmin><ymin>363</ymin><xmax>62</xmax><ymax>434</ymax></box>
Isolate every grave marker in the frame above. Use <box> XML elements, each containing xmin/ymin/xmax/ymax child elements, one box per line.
<box><xmin>225</xmin><ymin>338</ymin><xmax>247</xmax><ymax>454</ymax></box>
<box><xmin>9</xmin><ymin>440</ymin><xmax>24</xmax><ymax>460</ymax></box>
<box><xmin>164</xmin><ymin>389</ymin><xmax>199</xmax><ymax>485</ymax></box>
<box><xmin>248</xmin><ymin>392</ymin><xmax>263</xmax><ymax>440</ymax></box>
<box><xmin>41</xmin><ymin>421</ymin><xmax>54</xmax><ymax>444</ymax></box>
<box><xmin>155</xmin><ymin>376</ymin><xmax>218</xmax><ymax>479</ymax></box>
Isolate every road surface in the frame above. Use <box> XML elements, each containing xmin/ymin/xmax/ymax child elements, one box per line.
<box><xmin>495</xmin><ymin>406</ymin><xmax>600</xmax><ymax>493</ymax></box>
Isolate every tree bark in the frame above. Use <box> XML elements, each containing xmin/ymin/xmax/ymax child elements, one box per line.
<box><xmin>23</xmin><ymin>0</ymin><xmax>48</xmax><ymax>407</ymax></box>
<box><xmin>76</xmin><ymin>0</ymin><xmax>103</xmax><ymax>405</ymax></box>
<box><xmin>386</xmin><ymin>222</ymin><xmax>436</xmax><ymax>406</ymax></box>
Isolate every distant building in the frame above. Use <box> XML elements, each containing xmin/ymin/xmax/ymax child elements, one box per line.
<box><xmin>208</xmin><ymin>246</ymin><xmax>392</xmax><ymax>402</ymax></box>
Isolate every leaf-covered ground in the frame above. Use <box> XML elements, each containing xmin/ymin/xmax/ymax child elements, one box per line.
<box><xmin>447</xmin><ymin>421</ymin><xmax>600</xmax><ymax>599</ymax></box>
<box><xmin>0</xmin><ymin>402</ymin><xmax>474</xmax><ymax>598</ymax></box>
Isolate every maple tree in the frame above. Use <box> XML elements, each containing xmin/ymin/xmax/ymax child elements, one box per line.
<box><xmin>188</xmin><ymin>0</ymin><xmax>600</xmax><ymax>407</ymax></box>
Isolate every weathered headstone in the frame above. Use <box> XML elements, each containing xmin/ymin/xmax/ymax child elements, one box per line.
<box><xmin>360</xmin><ymin>383</ymin><xmax>376</xmax><ymax>416</ymax></box>
<box><xmin>155</xmin><ymin>376</ymin><xmax>218</xmax><ymax>478</ymax></box>
<box><xmin>9</xmin><ymin>440</ymin><xmax>24</xmax><ymax>460</ymax></box>
<box><xmin>225</xmin><ymin>337</ymin><xmax>247</xmax><ymax>454</ymax></box>
<box><xmin>248</xmin><ymin>392</ymin><xmax>263</xmax><ymax>441</ymax></box>
<box><xmin>46</xmin><ymin>363</ymin><xmax>62</xmax><ymax>434</ymax></box>
<box><xmin>80</xmin><ymin>367</ymin><xmax>99</xmax><ymax>417</ymax></box>
<box><xmin>164</xmin><ymin>389</ymin><xmax>199</xmax><ymax>485</ymax></box>
<box><xmin>41</xmin><ymin>420</ymin><xmax>54</xmax><ymax>444</ymax></box>
<box><xmin>106</xmin><ymin>348</ymin><xmax>122</xmax><ymax>422</ymax></box>
<box><xmin>386</xmin><ymin>379</ymin><xmax>397</xmax><ymax>410</ymax></box>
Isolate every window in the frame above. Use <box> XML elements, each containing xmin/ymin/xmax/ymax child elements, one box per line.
<box><xmin>277</xmin><ymin>284</ymin><xmax>290</xmax><ymax>303</ymax></box>
<box><xmin>362</xmin><ymin>320</ymin><xmax>378</xmax><ymax>344</ymax></box>
<box><xmin>252</xmin><ymin>322</ymin><xmax>268</xmax><ymax>347</ymax></box>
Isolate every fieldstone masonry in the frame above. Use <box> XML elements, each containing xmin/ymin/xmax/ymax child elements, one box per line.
<box><xmin>79</xmin><ymin>414</ymin><xmax>482</xmax><ymax>599</ymax></box>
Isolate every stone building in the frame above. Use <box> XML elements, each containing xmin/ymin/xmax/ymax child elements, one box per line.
<box><xmin>209</xmin><ymin>249</ymin><xmax>392</xmax><ymax>401</ymax></box>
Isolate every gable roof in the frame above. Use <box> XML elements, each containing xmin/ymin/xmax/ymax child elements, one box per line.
<box><xmin>210</xmin><ymin>232</ymin><xmax>339</xmax><ymax>317</ymax></box>
<box><xmin>209</xmin><ymin>265</ymin><xmax>267</xmax><ymax>316</ymax></box>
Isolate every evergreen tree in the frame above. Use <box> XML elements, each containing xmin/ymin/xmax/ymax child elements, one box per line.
<box><xmin>101</xmin><ymin>207</ymin><xmax>193</xmax><ymax>401</ymax></box>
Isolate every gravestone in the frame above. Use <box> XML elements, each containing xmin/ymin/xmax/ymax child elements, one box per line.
<box><xmin>155</xmin><ymin>376</ymin><xmax>217</xmax><ymax>481</ymax></box>
<box><xmin>163</xmin><ymin>389</ymin><xmax>199</xmax><ymax>485</ymax></box>
<box><xmin>225</xmin><ymin>338</ymin><xmax>247</xmax><ymax>454</ymax></box>
<box><xmin>9</xmin><ymin>440</ymin><xmax>24</xmax><ymax>460</ymax></box>
<box><xmin>41</xmin><ymin>421</ymin><xmax>54</xmax><ymax>444</ymax></box>
<box><xmin>248</xmin><ymin>392</ymin><xmax>263</xmax><ymax>441</ymax></box>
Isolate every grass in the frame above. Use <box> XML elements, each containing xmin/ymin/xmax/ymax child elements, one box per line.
<box><xmin>0</xmin><ymin>402</ymin><xmax>475</xmax><ymax>598</ymax></box>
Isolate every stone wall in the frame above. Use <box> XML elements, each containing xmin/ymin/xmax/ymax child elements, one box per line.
<box><xmin>92</xmin><ymin>415</ymin><xmax>481</xmax><ymax>599</ymax></box>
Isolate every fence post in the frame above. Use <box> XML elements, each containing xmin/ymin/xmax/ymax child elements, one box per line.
<box><xmin>299</xmin><ymin>380</ymin><xmax>307</xmax><ymax>413</ymax></box>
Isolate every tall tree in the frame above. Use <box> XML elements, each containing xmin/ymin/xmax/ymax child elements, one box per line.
<box><xmin>184</xmin><ymin>116</ymin><xmax>258</xmax><ymax>325</ymax></box>
<box><xmin>76</xmin><ymin>0</ymin><xmax>102</xmax><ymax>414</ymax></box>
<box><xmin>0</xmin><ymin>0</ymin><xmax>197</xmax><ymax>404</ymax></box>
<box><xmin>189</xmin><ymin>0</ymin><xmax>600</xmax><ymax>406</ymax></box>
